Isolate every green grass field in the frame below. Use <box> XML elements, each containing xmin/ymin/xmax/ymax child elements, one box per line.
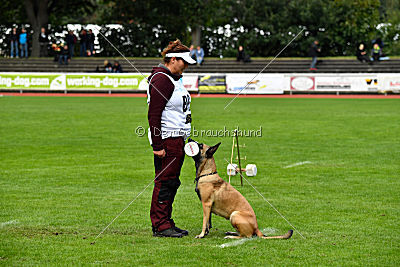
<box><xmin>1</xmin><ymin>96</ymin><xmax>399</xmax><ymax>266</ymax></box>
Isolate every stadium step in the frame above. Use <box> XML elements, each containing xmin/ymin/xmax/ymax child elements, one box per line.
<box><xmin>0</xmin><ymin>58</ymin><xmax>399</xmax><ymax>73</ymax></box>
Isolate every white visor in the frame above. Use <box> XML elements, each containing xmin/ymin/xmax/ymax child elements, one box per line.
<box><xmin>165</xmin><ymin>52</ymin><xmax>196</xmax><ymax>64</ymax></box>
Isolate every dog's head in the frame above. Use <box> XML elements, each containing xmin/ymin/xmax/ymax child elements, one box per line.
<box><xmin>188</xmin><ymin>138</ymin><xmax>221</xmax><ymax>176</ymax></box>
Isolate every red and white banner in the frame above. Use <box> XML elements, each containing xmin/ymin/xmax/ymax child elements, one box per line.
<box><xmin>290</xmin><ymin>76</ymin><xmax>315</xmax><ymax>90</ymax></box>
<box><xmin>182</xmin><ymin>74</ymin><xmax>199</xmax><ymax>92</ymax></box>
<box><xmin>380</xmin><ymin>75</ymin><xmax>400</xmax><ymax>92</ymax></box>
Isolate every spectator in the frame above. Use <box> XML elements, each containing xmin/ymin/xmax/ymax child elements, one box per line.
<box><xmin>371</xmin><ymin>43</ymin><xmax>382</xmax><ymax>62</ymax></box>
<box><xmin>112</xmin><ymin>61</ymin><xmax>123</xmax><ymax>73</ymax></box>
<box><xmin>58</xmin><ymin>44</ymin><xmax>69</xmax><ymax>65</ymax></box>
<box><xmin>103</xmin><ymin>60</ymin><xmax>112</xmax><ymax>72</ymax></box>
<box><xmin>19</xmin><ymin>28</ymin><xmax>28</xmax><ymax>58</ymax></box>
<box><xmin>236</xmin><ymin>45</ymin><xmax>251</xmax><ymax>63</ymax></box>
<box><xmin>373</xmin><ymin>38</ymin><xmax>384</xmax><ymax>49</ymax></box>
<box><xmin>65</xmin><ymin>30</ymin><xmax>77</xmax><ymax>59</ymax></box>
<box><xmin>86</xmin><ymin>29</ymin><xmax>95</xmax><ymax>57</ymax></box>
<box><xmin>39</xmin><ymin>27</ymin><xmax>48</xmax><ymax>57</ymax></box>
<box><xmin>194</xmin><ymin>45</ymin><xmax>204</xmax><ymax>65</ymax></box>
<box><xmin>309</xmin><ymin>40</ymin><xmax>320</xmax><ymax>71</ymax></box>
<box><xmin>356</xmin><ymin>43</ymin><xmax>370</xmax><ymax>63</ymax></box>
<box><xmin>79</xmin><ymin>29</ymin><xmax>87</xmax><ymax>57</ymax></box>
<box><xmin>189</xmin><ymin>45</ymin><xmax>196</xmax><ymax>60</ymax></box>
<box><xmin>51</xmin><ymin>42</ymin><xmax>61</xmax><ymax>62</ymax></box>
<box><xmin>10</xmin><ymin>28</ymin><xmax>19</xmax><ymax>58</ymax></box>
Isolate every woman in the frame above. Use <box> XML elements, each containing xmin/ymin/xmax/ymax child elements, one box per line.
<box><xmin>147</xmin><ymin>40</ymin><xmax>196</xmax><ymax>238</ymax></box>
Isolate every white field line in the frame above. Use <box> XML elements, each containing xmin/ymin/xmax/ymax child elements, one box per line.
<box><xmin>283</xmin><ymin>161</ymin><xmax>312</xmax><ymax>169</ymax></box>
<box><xmin>0</xmin><ymin>220</ymin><xmax>18</xmax><ymax>228</ymax></box>
<box><xmin>218</xmin><ymin>228</ymin><xmax>279</xmax><ymax>248</ymax></box>
<box><xmin>223</xmin><ymin>158</ymin><xmax>306</xmax><ymax>239</ymax></box>
<box><xmin>1</xmin><ymin>163</ymin><xmax>126</xmax><ymax>173</ymax></box>
<box><xmin>262</xmin><ymin>227</ymin><xmax>278</xmax><ymax>235</ymax></box>
<box><xmin>219</xmin><ymin>237</ymin><xmax>254</xmax><ymax>248</ymax></box>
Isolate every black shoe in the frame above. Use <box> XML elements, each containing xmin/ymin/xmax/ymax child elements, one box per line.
<box><xmin>174</xmin><ymin>226</ymin><xmax>188</xmax><ymax>236</ymax></box>
<box><xmin>153</xmin><ymin>227</ymin><xmax>183</xmax><ymax>238</ymax></box>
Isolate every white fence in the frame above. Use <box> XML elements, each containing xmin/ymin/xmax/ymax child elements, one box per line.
<box><xmin>1</xmin><ymin>72</ymin><xmax>399</xmax><ymax>93</ymax></box>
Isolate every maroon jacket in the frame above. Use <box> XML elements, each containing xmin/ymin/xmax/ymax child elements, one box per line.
<box><xmin>148</xmin><ymin>64</ymin><xmax>182</xmax><ymax>151</ymax></box>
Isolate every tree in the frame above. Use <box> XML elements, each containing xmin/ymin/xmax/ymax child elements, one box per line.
<box><xmin>182</xmin><ymin>0</ymin><xmax>229</xmax><ymax>47</ymax></box>
<box><xmin>26</xmin><ymin>0</ymin><xmax>98</xmax><ymax>56</ymax></box>
<box><xmin>24</xmin><ymin>0</ymin><xmax>49</xmax><ymax>57</ymax></box>
<box><xmin>0</xmin><ymin>0</ymin><xmax>97</xmax><ymax>57</ymax></box>
<box><xmin>1</xmin><ymin>0</ymin><xmax>397</xmax><ymax>57</ymax></box>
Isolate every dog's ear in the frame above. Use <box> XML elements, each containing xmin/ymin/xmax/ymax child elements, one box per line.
<box><xmin>206</xmin><ymin>142</ymin><xmax>221</xmax><ymax>158</ymax></box>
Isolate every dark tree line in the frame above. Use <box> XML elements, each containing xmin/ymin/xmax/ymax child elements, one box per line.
<box><xmin>1</xmin><ymin>0</ymin><xmax>399</xmax><ymax>57</ymax></box>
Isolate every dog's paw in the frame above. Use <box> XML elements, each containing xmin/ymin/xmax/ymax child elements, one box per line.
<box><xmin>195</xmin><ymin>234</ymin><xmax>204</xmax><ymax>239</ymax></box>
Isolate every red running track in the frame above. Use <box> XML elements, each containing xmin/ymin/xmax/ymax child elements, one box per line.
<box><xmin>1</xmin><ymin>92</ymin><xmax>400</xmax><ymax>99</ymax></box>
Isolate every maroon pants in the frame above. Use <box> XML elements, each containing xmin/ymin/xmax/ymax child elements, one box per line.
<box><xmin>150</xmin><ymin>137</ymin><xmax>185</xmax><ymax>232</ymax></box>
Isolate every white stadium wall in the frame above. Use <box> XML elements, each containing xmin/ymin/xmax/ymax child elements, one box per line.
<box><xmin>0</xmin><ymin>72</ymin><xmax>399</xmax><ymax>93</ymax></box>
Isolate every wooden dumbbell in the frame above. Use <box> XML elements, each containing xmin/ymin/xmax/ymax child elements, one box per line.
<box><xmin>227</xmin><ymin>164</ymin><xmax>257</xmax><ymax>177</ymax></box>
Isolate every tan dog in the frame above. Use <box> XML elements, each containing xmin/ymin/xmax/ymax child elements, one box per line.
<box><xmin>189</xmin><ymin>139</ymin><xmax>293</xmax><ymax>239</ymax></box>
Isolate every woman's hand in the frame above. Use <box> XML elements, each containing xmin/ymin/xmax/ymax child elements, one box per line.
<box><xmin>153</xmin><ymin>149</ymin><xmax>166</xmax><ymax>158</ymax></box>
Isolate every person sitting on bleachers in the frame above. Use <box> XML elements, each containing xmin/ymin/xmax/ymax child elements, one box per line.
<box><xmin>356</xmin><ymin>43</ymin><xmax>371</xmax><ymax>63</ymax></box>
<box><xmin>51</xmin><ymin>42</ymin><xmax>61</xmax><ymax>62</ymax></box>
<box><xmin>236</xmin><ymin>45</ymin><xmax>251</xmax><ymax>63</ymax></box>
<box><xmin>103</xmin><ymin>60</ymin><xmax>112</xmax><ymax>73</ymax></box>
<box><xmin>371</xmin><ymin>43</ymin><xmax>382</xmax><ymax>62</ymax></box>
<box><xmin>58</xmin><ymin>44</ymin><xmax>69</xmax><ymax>65</ymax></box>
<box><xmin>194</xmin><ymin>46</ymin><xmax>204</xmax><ymax>65</ymax></box>
<box><xmin>112</xmin><ymin>61</ymin><xmax>123</xmax><ymax>73</ymax></box>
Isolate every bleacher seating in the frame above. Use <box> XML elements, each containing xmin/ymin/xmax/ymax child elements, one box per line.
<box><xmin>0</xmin><ymin>57</ymin><xmax>399</xmax><ymax>73</ymax></box>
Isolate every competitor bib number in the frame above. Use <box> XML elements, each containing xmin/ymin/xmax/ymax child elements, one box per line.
<box><xmin>182</xmin><ymin>95</ymin><xmax>190</xmax><ymax>112</ymax></box>
<box><xmin>185</xmin><ymin>114</ymin><xmax>192</xmax><ymax>124</ymax></box>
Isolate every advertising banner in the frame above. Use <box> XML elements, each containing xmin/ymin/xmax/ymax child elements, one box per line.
<box><xmin>65</xmin><ymin>74</ymin><xmax>148</xmax><ymax>90</ymax></box>
<box><xmin>380</xmin><ymin>74</ymin><xmax>400</xmax><ymax>92</ymax></box>
<box><xmin>2</xmin><ymin>72</ymin><xmax>399</xmax><ymax>93</ymax></box>
<box><xmin>226</xmin><ymin>74</ymin><xmax>284</xmax><ymax>94</ymax></box>
<box><xmin>314</xmin><ymin>76</ymin><xmax>353</xmax><ymax>91</ymax></box>
<box><xmin>198</xmin><ymin>75</ymin><xmax>226</xmax><ymax>92</ymax></box>
<box><xmin>353</xmin><ymin>75</ymin><xmax>379</xmax><ymax>91</ymax></box>
<box><xmin>286</xmin><ymin>74</ymin><xmax>385</xmax><ymax>92</ymax></box>
<box><xmin>290</xmin><ymin>76</ymin><xmax>315</xmax><ymax>90</ymax></box>
<box><xmin>0</xmin><ymin>73</ymin><xmax>61</xmax><ymax>90</ymax></box>
<box><xmin>0</xmin><ymin>73</ymin><xmax>149</xmax><ymax>90</ymax></box>
<box><xmin>182</xmin><ymin>74</ymin><xmax>199</xmax><ymax>92</ymax></box>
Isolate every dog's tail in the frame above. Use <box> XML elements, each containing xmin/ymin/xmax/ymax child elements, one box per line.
<box><xmin>256</xmin><ymin>229</ymin><xmax>293</xmax><ymax>239</ymax></box>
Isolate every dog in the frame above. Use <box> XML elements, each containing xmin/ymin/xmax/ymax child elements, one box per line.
<box><xmin>188</xmin><ymin>138</ymin><xmax>293</xmax><ymax>239</ymax></box>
